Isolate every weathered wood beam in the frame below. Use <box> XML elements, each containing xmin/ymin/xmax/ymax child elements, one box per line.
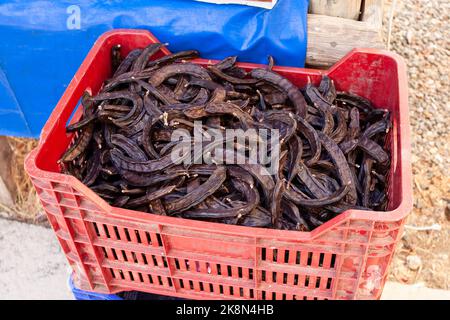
<box><xmin>306</xmin><ymin>0</ymin><xmax>384</xmax><ymax>68</ymax></box>
<box><xmin>309</xmin><ymin>0</ymin><xmax>362</xmax><ymax>20</ymax></box>
<box><xmin>0</xmin><ymin>136</ymin><xmax>16</xmax><ymax>207</ymax></box>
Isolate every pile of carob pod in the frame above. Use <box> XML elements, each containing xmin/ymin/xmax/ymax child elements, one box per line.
<box><xmin>60</xmin><ymin>43</ymin><xmax>392</xmax><ymax>231</ymax></box>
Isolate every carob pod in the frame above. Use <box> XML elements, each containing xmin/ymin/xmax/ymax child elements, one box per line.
<box><xmin>250</xmin><ymin>68</ymin><xmax>307</xmax><ymax>118</ymax></box>
<box><xmin>61</xmin><ymin>46</ymin><xmax>392</xmax><ymax>231</ymax></box>
<box><xmin>166</xmin><ymin>166</ymin><xmax>227</xmax><ymax>214</ymax></box>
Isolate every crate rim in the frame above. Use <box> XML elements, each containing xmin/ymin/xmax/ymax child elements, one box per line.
<box><xmin>24</xmin><ymin>29</ymin><xmax>412</xmax><ymax>242</ymax></box>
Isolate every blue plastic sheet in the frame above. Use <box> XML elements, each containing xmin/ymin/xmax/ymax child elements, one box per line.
<box><xmin>0</xmin><ymin>0</ymin><xmax>308</xmax><ymax>137</ymax></box>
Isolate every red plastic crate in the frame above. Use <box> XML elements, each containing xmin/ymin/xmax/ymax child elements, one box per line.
<box><xmin>25</xmin><ymin>29</ymin><xmax>412</xmax><ymax>300</ymax></box>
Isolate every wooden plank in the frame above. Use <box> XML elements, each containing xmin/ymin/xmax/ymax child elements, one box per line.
<box><xmin>309</xmin><ymin>0</ymin><xmax>362</xmax><ymax>20</ymax></box>
<box><xmin>306</xmin><ymin>0</ymin><xmax>384</xmax><ymax>68</ymax></box>
<box><xmin>0</xmin><ymin>136</ymin><xmax>16</xmax><ymax>206</ymax></box>
<box><xmin>361</xmin><ymin>0</ymin><xmax>384</xmax><ymax>27</ymax></box>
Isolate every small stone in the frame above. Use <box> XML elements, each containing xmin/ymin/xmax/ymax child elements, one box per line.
<box><xmin>405</xmin><ymin>30</ymin><xmax>414</xmax><ymax>44</ymax></box>
<box><xmin>434</xmin><ymin>154</ymin><xmax>443</xmax><ymax>164</ymax></box>
<box><xmin>406</xmin><ymin>255</ymin><xmax>422</xmax><ymax>271</ymax></box>
<box><xmin>438</xmin><ymin>253</ymin><xmax>448</xmax><ymax>261</ymax></box>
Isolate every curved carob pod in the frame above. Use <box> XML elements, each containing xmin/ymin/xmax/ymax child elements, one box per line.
<box><xmin>61</xmin><ymin>46</ymin><xmax>392</xmax><ymax>231</ymax></box>
<box><xmin>82</xmin><ymin>149</ymin><xmax>101</xmax><ymax>186</ymax></box>
<box><xmin>281</xmin><ymin>199</ymin><xmax>310</xmax><ymax>231</ymax></box>
<box><xmin>214</xmin><ymin>56</ymin><xmax>237</xmax><ymax>70</ymax></box>
<box><xmin>296</xmin><ymin>161</ymin><xmax>331</xmax><ymax>198</ymax></box>
<box><xmin>112</xmin><ymin>48</ymin><xmax>142</xmax><ymax>78</ymax></box>
<box><xmin>136</xmin><ymin>80</ymin><xmax>178</xmax><ymax>105</ymax></box>
<box><xmin>126</xmin><ymin>185</ymin><xmax>177</xmax><ymax>208</ymax></box>
<box><xmin>111</xmin><ymin>148</ymin><xmax>186</xmax><ymax>173</ymax></box>
<box><xmin>166</xmin><ymin>166</ymin><xmax>227</xmax><ymax>214</ymax></box>
<box><xmin>66</xmin><ymin>114</ymin><xmax>97</xmax><ymax>133</ymax></box>
<box><xmin>317</xmin><ymin>131</ymin><xmax>358</xmax><ymax>205</ymax></box>
<box><xmin>286</xmin><ymin>135</ymin><xmax>303</xmax><ymax>183</ymax></box>
<box><xmin>111</xmin><ymin>134</ymin><xmax>148</xmax><ymax>161</ymax></box>
<box><xmin>264</xmin><ymin>111</ymin><xmax>297</xmax><ymax>144</ymax></box>
<box><xmin>146</xmin><ymin>50</ymin><xmax>200</xmax><ymax>68</ymax></box>
<box><xmin>183</xmin><ymin>178</ymin><xmax>259</xmax><ymax>219</ymax></box>
<box><xmin>250</xmin><ymin>68</ymin><xmax>307</xmax><ymax>118</ymax></box>
<box><xmin>92</xmin><ymin>91</ymin><xmax>143</xmax><ymax>127</ymax></box>
<box><xmin>318</xmin><ymin>75</ymin><xmax>337</xmax><ymax>104</ymax></box>
<box><xmin>347</xmin><ymin>107</ymin><xmax>360</xmax><ymax>140</ymax></box>
<box><xmin>271</xmin><ymin>179</ymin><xmax>285</xmax><ymax>227</ymax></box>
<box><xmin>208</xmin><ymin>66</ymin><xmax>259</xmax><ymax>85</ymax></box>
<box><xmin>329</xmin><ymin>108</ymin><xmax>348</xmax><ymax>144</ymax></box>
<box><xmin>142</xmin><ymin>117</ymin><xmax>161</xmax><ymax>159</ymax></box>
<box><xmin>293</xmin><ymin>114</ymin><xmax>321</xmax><ymax>166</ymax></box>
<box><xmin>60</xmin><ymin>124</ymin><xmax>94</xmax><ymax>163</ymax></box>
<box><xmin>120</xmin><ymin>170</ymin><xmax>184</xmax><ymax>187</ymax></box>
<box><xmin>284</xmin><ymin>185</ymin><xmax>349</xmax><ymax>207</ymax></box>
<box><xmin>357</xmin><ymin>136</ymin><xmax>389</xmax><ymax>164</ymax></box>
<box><xmin>336</xmin><ymin>92</ymin><xmax>373</xmax><ymax>114</ymax></box>
<box><xmin>111</xmin><ymin>44</ymin><xmax>122</xmax><ymax>74</ymax></box>
<box><xmin>131</xmin><ymin>43</ymin><xmax>165</xmax><ymax>72</ymax></box>
<box><xmin>149</xmin><ymin>63</ymin><xmax>212</xmax><ymax>87</ymax></box>
<box><xmin>304</xmin><ymin>83</ymin><xmax>335</xmax><ymax>114</ymax></box>
<box><xmin>316</xmin><ymin>108</ymin><xmax>335</xmax><ymax>136</ymax></box>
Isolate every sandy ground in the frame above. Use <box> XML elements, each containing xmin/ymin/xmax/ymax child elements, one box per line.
<box><xmin>0</xmin><ymin>218</ymin><xmax>73</xmax><ymax>300</ymax></box>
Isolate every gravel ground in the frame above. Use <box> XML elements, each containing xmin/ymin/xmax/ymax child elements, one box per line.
<box><xmin>383</xmin><ymin>0</ymin><xmax>450</xmax><ymax>289</ymax></box>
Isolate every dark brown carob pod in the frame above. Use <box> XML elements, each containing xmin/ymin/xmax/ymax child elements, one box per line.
<box><xmin>60</xmin><ymin>47</ymin><xmax>391</xmax><ymax>231</ymax></box>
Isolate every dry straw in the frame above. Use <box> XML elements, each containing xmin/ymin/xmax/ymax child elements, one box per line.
<box><xmin>0</xmin><ymin>137</ymin><xmax>43</xmax><ymax>223</ymax></box>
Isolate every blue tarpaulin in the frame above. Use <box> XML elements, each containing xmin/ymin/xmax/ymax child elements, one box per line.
<box><xmin>0</xmin><ymin>0</ymin><xmax>308</xmax><ymax>137</ymax></box>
